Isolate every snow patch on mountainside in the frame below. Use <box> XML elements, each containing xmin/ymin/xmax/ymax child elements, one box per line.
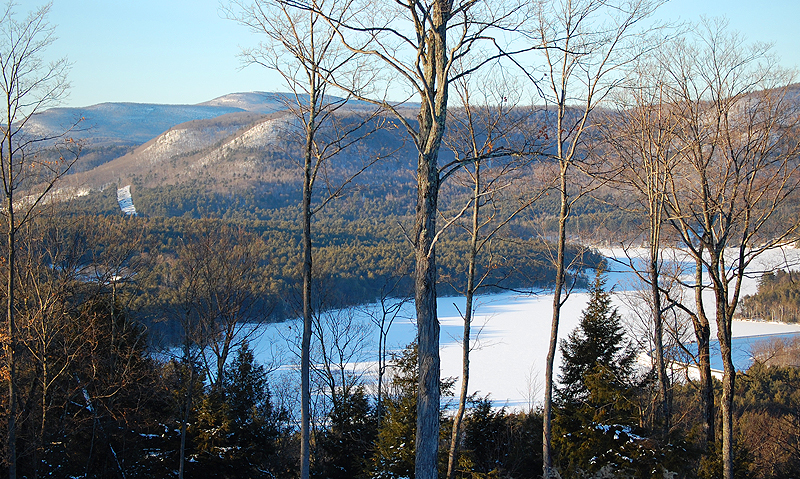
<box><xmin>193</xmin><ymin>115</ymin><xmax>297</xmax><ymax>170</ymax></box>
<box><xmin>139</xmin><ymin>125</ymin><xmax>245</xmax><ymax>165</ymax></box>
<box><xmin>200</xmin><ymin>92</ymin><xmax>294</xmax><ymax>113</ymax></box>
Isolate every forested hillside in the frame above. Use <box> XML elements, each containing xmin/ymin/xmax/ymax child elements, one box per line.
<box><xmin>739</xmin><ymin>270</ymin><xmax>800</xmax><ymax>323</ymax></box>
<box><xmin>62</xmin><ymin>184</ymin><xmax>604</xmax><ymax>331</ymax></box>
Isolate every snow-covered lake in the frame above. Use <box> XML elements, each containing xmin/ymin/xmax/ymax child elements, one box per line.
<box><xmin>249</xmin><ymin>247</ymin><xmax>800</xmax><ymax>410</ymax></box>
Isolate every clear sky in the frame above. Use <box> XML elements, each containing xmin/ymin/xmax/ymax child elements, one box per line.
<box><xmin>33</xmin><ymin>0</ymin><xmax>800</xmax><ymax>108</ymax></box>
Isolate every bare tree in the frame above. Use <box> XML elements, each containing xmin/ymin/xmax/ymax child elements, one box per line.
<box><xmin>0</xmin><ymin>3</ymin><xmax>80</xmax><ymax>477</ymax></box>
<box><xmin>12</xmin><ymin>213</ymin><xmax>87</xmax><ymax>479</ymax></box>
<box><xmin>659</xmin><ymin>18</ymin><xmax>800</xmax><ymax>479</ymax></box>
<box><xmin>601</xmin><ymin>60</ymin><xmax>684</xmax><ymax>436</ymax></box>
<box><xmin>162</xmin><ymin>234</ymin><xmax>202</xmax><ymax>479</ymax></box>
<box><xmin>162</xmin><ymin>221</ymin><xmax>269</xmax><ymax>479</ymax></box>
<box><xmin>313</xmin><ymin>306</ymin><xmax>372</xmax><ymax>415</ymax></box>
<box><xmin>519</xmin><ymin>1</ymin><xmax>666</xmax><ymax>475</ymax></box>
<box><xmin>226</xmin><ymin>2</ymin><xmax>391</xmax><ymax>476</ymax></box>
<box><xmin>442</xmin><ymin>72</ymin><xmax>541</xmax><ymax>479</ymax></box>
<box><xmin>362</xmin><ymin>276</ymin><xmax>412</xmax><ymax>426</ymax></box>
<box><xmin>83</xmin><ymin>216</ymin><xmax>153</xmax><ymax>364</ymax></box>
<box><xmin>295</xmin><ymin>2</ymin><xmax>532</xmax><ymax>476</ymax></box>
<box><xmin>179</xmin><ymin>222</ymin><xmax>268</xmax><ymax>391</ymax></box>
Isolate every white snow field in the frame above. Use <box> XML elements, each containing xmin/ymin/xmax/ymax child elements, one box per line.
<box><xmin>249</xmin><ymin>247</ymin><xmax>800</xmax><ymax>410</ymax></box>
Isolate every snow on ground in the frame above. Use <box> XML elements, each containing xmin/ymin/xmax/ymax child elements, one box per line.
<box><xmin>250</xmin><ymin>246</ymin><xmax>800</xmax><ymax>410</ymax></box>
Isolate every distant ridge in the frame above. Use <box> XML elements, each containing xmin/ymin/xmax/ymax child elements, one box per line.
<box><xmin>26</xmin><ymin>102</ymin><xmax>247</xmax><ymax>146</ymax></box>
<box><xmin>199</xmin><ymin>91</ymin><xmax>300</xmax><ymax>114</ymax></box>
<box><xmin>25</xmin><ymin>92</ymin><xmax>383</xmax><ymax>148</ymax></box>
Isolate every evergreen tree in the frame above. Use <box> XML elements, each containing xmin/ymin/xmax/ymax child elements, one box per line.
<box><xmin>459</xmin><ymin>396</ymin><xmax>543</xmax><ymax>478</ymax></box>
<box><xmin>190</xmin><ymin>342</ymin><xmax>290</xmax><ymax>478</ymax></box>
<box><xmin>224</xmin><ymin>342</ymin><xmax>285</xmax><ymax>458</ymax></box>
<box><xmin>315</xmin><ymin>386</ymin><xmax>377</xmax><ymax>479</ymax></box>
<box><xmin>370</xmin><ymin>344</ymin><xmax>420</xmax><ymax>479</ymax></box>
<box><xmin>369</xmin><ymin>343</ymin><xmax>454</xmax><ymax>479</ymax></box>
<box><xmin>554</xmin><ymin>269</ymin><xmax>643</xmax><ymax>477</ymax></box>
<box><xmin>557</xmin><ymin>269</ymin><xmax>635</xmax><ymax>406</ymax></box>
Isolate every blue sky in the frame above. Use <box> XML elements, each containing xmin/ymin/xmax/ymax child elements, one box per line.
<box><xmin>36</xmin><ymin>0</ymin><xmax>800</xmax><ymax>108</ymax></box>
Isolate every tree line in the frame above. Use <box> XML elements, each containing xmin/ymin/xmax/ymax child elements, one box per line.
<box><xmin>738</xmin><ymin>270</ymin><xmax>800</xmax><ymax>324</ymax></box>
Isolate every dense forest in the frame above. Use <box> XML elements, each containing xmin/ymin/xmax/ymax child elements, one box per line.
<box><xmin>61</xmin><ymin>186</ymin><xmax>605</xmax><ymax>329</ymax></box>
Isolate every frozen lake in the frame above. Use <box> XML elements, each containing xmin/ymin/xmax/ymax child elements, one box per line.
<box><xmin>249</xmin><ymin>247</ymin><xmax>800</xmax><ymax>410</ymax></box>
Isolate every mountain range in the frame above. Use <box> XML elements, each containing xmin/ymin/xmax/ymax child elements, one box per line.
<box><xmin>27</xmin><ymin>84</ymin><xmax>800</xmax><ymax>221</ymax></box>
<box><xmin>26</xmin><ymin>92</ymin><xmax>417</xmax><ymax>210</ymax></box>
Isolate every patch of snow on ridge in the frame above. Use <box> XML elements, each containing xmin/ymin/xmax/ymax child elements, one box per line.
<box><xmin>24</xmin><ymin>103</ymin><xmax>245</xmax><ymax>146</ymax></box>
<box><xmin>228</xmin><ymin>116</ymin><xmax>294</xmax><ymax>148</ymax></box>
<box><xmin>193</xmin><ymin>116</ymin><xmax>296</xmax><ymax>170</ymax></box>
<box><xmin>140</xmin><ymin>126</ymin><xmax>244</xmax><ymax>165</ymax></box>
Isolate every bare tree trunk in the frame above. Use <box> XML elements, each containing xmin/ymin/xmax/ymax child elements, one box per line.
<box><xmin>34</xmin><ymin>349</ymin><xmax>47</xmax><ymax>479</ymax></box>
<box><xmin>446</xmin><ymin>160</ymin><xmax>480</xmax><ymax>479</ymax></box>
<box><xmin>413</xmin><ymin>8</ymin><xmax>450</xmax><ymax>475</ymax></box>
<box><xmin>300</xmin><ymin>103</ymin><xmax>317</xmax><ymax>479</ymax></box>
<box><xmin>373</xmin><ymin>287</ymin><xmax>408</xmax><ymax>426</ymax></box>
<box><xmin>710</xmin><ymin>254</ymin><xmax>735</xmax><ymax>479</ymax></box>
<box><xmin>178</xmin><ymin>345</ymin><xmax>194</xmax><ymax>479</ymax></box>
<box><xmin>543</xmin><ymin>161</ymin><xmax>568</xmax><ymax>478</ymax></box>
<box><xmin>6</xmin><ymin>194</ymin><xmax>17</xmax><ymax>479</ymax></box>
<box><xmin>692</xmin><ymin>254</ymin><xmax>714</xmax><ymax>446</ymax></box>
<box><xmin>718</xmin><ymin>305</ymin><xmax>735</xmax><ymax>479</ymax></box>
<box><xmin>415</xmin><ymin>145</ymin><xmax>442</xmax><ymax>479</ymax></box>
<box><xmin>649</xmin><ymin>245</ymin><xmax>670</xmax><ymax>435</ymax></box>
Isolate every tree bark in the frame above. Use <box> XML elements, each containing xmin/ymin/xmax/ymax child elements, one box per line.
<box><xmin>178</xmin><ymin>344</ymin><xmax>194</xmax><ymax>479</ymax></box>
<box><xmin>711</xmin><ymin>254</ymin><xmax>735</xmax><ymax>479</ymax></box>
<box><xmin>300</xmin><ymin>98</ymin><xmax>317</xmax><ymax>479</ymax></box>
<box><xmin>543</xmin><ymin>161</ymin><xmax>569</xmax><ymax>478</ymax></box>
<box><xmin>413</xmin><ymin>6</ymin><xmax>449</xmax><ymax>477</ymax></box>
<box><xmin>6</xmin><ymin>186</ymin><xmax>17</xmax><ymax>479</ymax></box>
<box><xmin>649</xmin><ymin>246</ymin><xmax>670</xmax><ymax>435</ymax></box>
<box><xmin>414</xmin><ymin>145</ymin><xmax>442</xmax><ymax>479</ymax></box>
<box><xmin>693</xmin><ymin>254</ymin><xmax>714</xmax><ymax>446</ymax></box>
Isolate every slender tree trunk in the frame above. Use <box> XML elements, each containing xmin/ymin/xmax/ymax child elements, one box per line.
<box><xmin>719</xmin><ymin>330</ymin><xmax>735</xmax><ymax>479</ymax></box>
<box><xmin>300</xmin><ymin>106</ymin><xmax>316</xmax><ymax>479</ymax></box>
<box><xmin>376</xmin><ymin>298</ymin><xmax>392</xmax><ymax>426</ymax></box>
<box><xmin>34</xmin><ymin>347</ymin><xmax>49</xmax><ymax>479</ymax></box>
<box><xmin>649</xmin><ymin>245</ymin><xmax>670</xmax><ymax>436</ymax></box>
<box><xmin>446</xmin><ymin>161</ymin><xmax>481</xmax><ymax>479</ymax></box>
<box><xmin>543</xmin><ymin>161</ymin><xmax>569</xmax><ymax>478</ymax></box>
<box><xmin>6</xmin><ymin>168</ymin><xmax>17</xmax><ymax>479</ymax></box>
<box><xmin>377</xmin><ymin>323</ymin><xmax>385</xmax><ymax>425</ymax></box>
<box><xmin>693</xmin><ymin>254</ymin><xmax>714</xmax><ymax>446</ymax></box>
<box><xmin>178</xmin><ymin>345</ymin><xmax>194</xmax><ymax>479</ymax></box>
<box><xmin>713</xmin><ymin>264</ymin><xmax>735</xmax><ymax>479</ymax></box>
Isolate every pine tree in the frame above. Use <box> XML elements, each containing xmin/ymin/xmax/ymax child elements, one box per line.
<box><xmin>554</xmin><ymin>269</ymin><xmax>642</xmax><ymax>476</ymax></box>
<box><xmin>369</xmin><ymin>343</ymin><xmax>454</xmax><ymax>479</ymax></box>
<box><xmin>370</xmin><ymin>344</ymin><xmax>420</xmax><ymax>479</ymax></box>
<box><xmin>190</xmin><ymin>342</ymin><xmax>289</xmax><ymax>478</ymax></box>
<box><xmin>557</xmin><ymin>269</ymin><xmax>635</xmax><ymax>406</ymax></box>
<box><xmin>315</xmin><ymin>386</ymin><xmax>376</xmax><ymax>479</ymax></box>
